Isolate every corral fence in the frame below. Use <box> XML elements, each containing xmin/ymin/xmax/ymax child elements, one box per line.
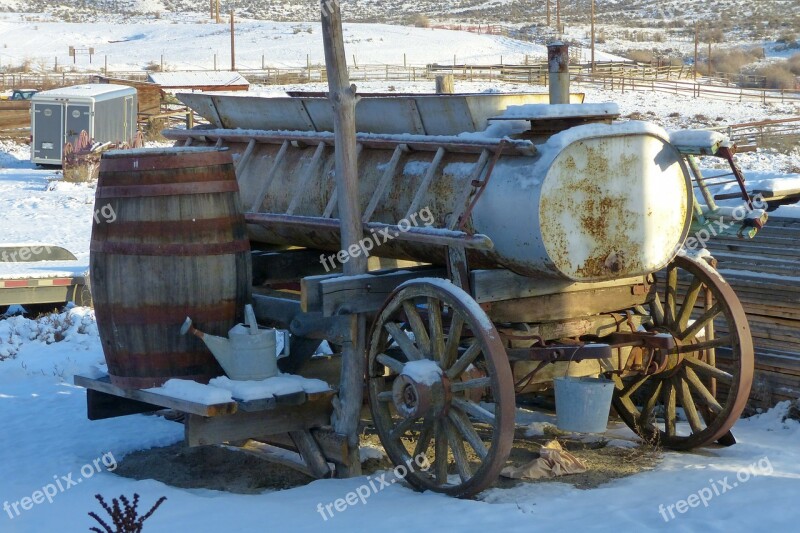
<box><xmin>715</xmin><ymin>117</ymin><xmax>800</xmax><ymax>147</ymax></box>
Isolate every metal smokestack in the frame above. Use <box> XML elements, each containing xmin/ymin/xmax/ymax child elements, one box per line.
<box><xmin>548</xmin><ymin>41</ymin><xmax>570</xmax><ymax>105</ymax></box>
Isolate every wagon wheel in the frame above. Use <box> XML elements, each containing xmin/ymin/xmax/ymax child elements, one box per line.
<box><xmin>367</xmin><ymin>279</ymin><xmax>515</xmax><ymax>498</ymax></box>
<box><xmin>611</xmin><ymin>254</ymin><xmax>754</xmax><ymax>450</ymax></box>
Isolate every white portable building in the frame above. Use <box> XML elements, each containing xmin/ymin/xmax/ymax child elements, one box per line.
<box><xmin>31</xmin><ymin>84</ymin><xmax>137</xmax><ymax>166</ymax></box>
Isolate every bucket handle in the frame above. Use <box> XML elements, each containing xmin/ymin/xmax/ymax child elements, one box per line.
<box><xmin>562</xmin><ymin>344</ymin><xmax>606</xmax><ymax>379</ymax></box>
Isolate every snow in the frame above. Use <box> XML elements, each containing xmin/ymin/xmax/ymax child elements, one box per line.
<box><xmin>209</xmin><ymin>374</ymin><xmax>331</xmax><ymax>402</ymax></box>
<box><xmin>147</xmin><ymin>71</ymin><xmax>249</xmax><ymax>88</ymax></box>
<box><xmin>144</xmin><ymin>379</ymin><xmax>234</xmax><ymax>406</ymax></box>
<box><xmin>669</xmin><ymin>129</ymin><xmax>727</xmax><ymax>149</ymax></box>
<box><xmin>401</xmin><ymin>359</ymin><xmax>443</xmax><ymax>386</ymax></box>
<box><xmin>498</xmin><ymin>103</ymin><xmax>620</xmax><ymax>119</ymax></box>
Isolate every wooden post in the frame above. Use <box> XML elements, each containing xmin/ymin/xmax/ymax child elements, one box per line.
<box><xmin>590</xmin><ymin>0</ymin><xmax>596</xmax><ymax>74</ymax></box>
<box><xmin>556</xmin><ymin>0</ymin><xmax>561</xmax><ymax>32</ymax></box>
<box><xmin>230</xmin><ymin>9</ymin><xmax>236</xmax><ymax>72</ymax></box>
<box><xmin>104</xmin><ymin>55</ymin><xmax>107</xmax><ymax>75</ymax></box>
<box><xmin>54</xmin><ymin>56</ymin><xmax>58</xmax><ymax>73</ymax></box>
<box><xmin>160</xmin><ymin>54</ymin><xmax>164</xmax><ymax>72</ymax></box>
<box><xmin>694</xmin><ymin>25</ymin><xmax>699</xmax><ymax>80</ymax></box>
<box><xmin>436</xmin><ymin>74</ymin><xmax>454</xmax><ymax>94</ymax></box>
<box><xmin>210</xmin><ymin>0</ymin><xmax>214</xmax><ymax>20</ymax></box>
<box><xmin>215</xmin><ymin>0</ymin><xmax>220</xmax><ymax>23</ymax></box>
<box><xmin>214</xmin><ymin>53</ymin><xmax>217</xmax><ymax>71</ymax></box>
<box><xmin>546</xmin><ymin>0</ymin><xmax>551</xmax><ymax>26</ymax></box>
<box><xmin>321</xmin><ymin>0</ymin><xmax>366</xmax><ymax>476</ymax></box>
<box><xmin>708</xmin><ymin>40</ymin><xmax>712</xmax><ymax>77</ymax></box>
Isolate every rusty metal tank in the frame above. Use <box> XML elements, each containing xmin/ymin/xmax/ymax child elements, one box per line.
<box><xmin>171</xmin><ymin>94</ymin><xmax>693</xmax><ymax>282</ymax></box>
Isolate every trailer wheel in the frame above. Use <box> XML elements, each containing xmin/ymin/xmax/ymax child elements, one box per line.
<box><xmin>367</xmin><ymin>279</ymin><xmax>514</xmax><ymax>498</ymax></box>
<box><xmin>611</xmin><ymin>255</ymin><xmax>754</xmax><ymax>450</ymax></box>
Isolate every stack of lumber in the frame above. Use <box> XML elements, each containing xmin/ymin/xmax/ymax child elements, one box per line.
<box><xmin>705</xmin><ymin>216</ymin><xmax>800</xmax><ymax>406</ymax></box>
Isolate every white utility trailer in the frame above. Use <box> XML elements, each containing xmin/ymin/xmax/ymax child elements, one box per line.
<box><xmin>31</xmin><ymin>84</ymin><xmax>137</xmax><ymax>166</ymax></box>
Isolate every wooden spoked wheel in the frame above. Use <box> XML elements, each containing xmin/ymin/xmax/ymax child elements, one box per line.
<box><xmin>611</xmin><ymin>255</ymin><xmax>754</xmax><ymax>450</ymax></box>
<box><xmin>367</xmin><ymin>279</ymin><xmax>515</xmax><ymax>497</ymax></box>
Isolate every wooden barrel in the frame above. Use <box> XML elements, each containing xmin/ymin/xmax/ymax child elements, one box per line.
<box><xmin>90</xmin><ymin>147</ymin><xmax>251</xmax><ymax>389</ymax></box>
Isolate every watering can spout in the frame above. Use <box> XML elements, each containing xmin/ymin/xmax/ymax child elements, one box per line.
<box><xmin>181</xmin><ymin>316</ymin><xmax>235</xmax><ymax>370</ymax></box>
<box><xmin>179</xmin><ymin>305</ymin><xmax>288</xmax><ymax>381</ymax></box>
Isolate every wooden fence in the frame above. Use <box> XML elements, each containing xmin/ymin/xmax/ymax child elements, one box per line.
<box><xmin>4</xmin><ymin>62</ymin><xmax>799</xmax><ymax>107</ymax></box>
<box><xmin>706</xmin><ymin>218</ymin><xmax>800</xmax><ymax>406</ymax></box>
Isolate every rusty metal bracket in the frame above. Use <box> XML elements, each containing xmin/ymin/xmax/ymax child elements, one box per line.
<box><xmin>506</xmin><ymin>342</ymin><xmax>612</xmax><ymax>363</ymax></box>
<box><xmin>603</xmin><ymin>331</ymin><xmax>676</xmax><ymax>351</ymax></box>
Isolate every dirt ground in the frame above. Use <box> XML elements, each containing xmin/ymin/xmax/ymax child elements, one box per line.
<box><xmin>113</xmin><ymin>418</ymin><xmax>662</xmax><ymax>495</ymax></box>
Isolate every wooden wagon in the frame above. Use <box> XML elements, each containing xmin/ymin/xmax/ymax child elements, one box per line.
<box><xmin>76</xmin><ymin>14</ymin><xmax>762</xmax><ymax>498</ymax></box>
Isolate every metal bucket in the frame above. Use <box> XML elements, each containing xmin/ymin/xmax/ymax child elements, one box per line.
<box><xmin>554</xmin><ymin>376</ymin><xmax>615</xmax><ymax>433</ymax></box>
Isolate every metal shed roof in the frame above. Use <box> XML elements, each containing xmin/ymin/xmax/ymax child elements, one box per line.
<box><xmin>146</xmin><ymin>71</ymin><xmax>250</xmax><ymax>89</ymax></box>
<box><xmin>33</xmin><ymin>84</ymin><xmax>136</xmax><ymax>99</ymax></box>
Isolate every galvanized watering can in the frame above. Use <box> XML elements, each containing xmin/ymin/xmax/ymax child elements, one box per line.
<box><xmin>180</xmin><ymin>304</ymin><xmax>289</xmax><ymax>381</ymax></box>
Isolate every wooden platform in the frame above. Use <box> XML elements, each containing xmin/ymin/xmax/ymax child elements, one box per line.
<box><xmin>74</xmin><ymin>374</ymin><xmax>340</xmax><ymax>477</ymax></box>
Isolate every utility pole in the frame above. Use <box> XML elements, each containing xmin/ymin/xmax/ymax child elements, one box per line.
<box><xmin>590</xmin><ymin>0</ymin><xmax>596</xmax><ymax>73</ymax></box>
<box><xmin>546</xmin><ymin>0</ymin><xmax>551</xmax><ymax>27</ymax></box>
<box><xmin>230</xmin><ymin>8</ymin><xmax>236</xmax><ymax>71</ymax></box>
<box><xmin>708</xmin><ymin>40</ymin><xmax>712</xmax><ymax>77</ymax></box>
<box><xmin>556</xmin><ymin>0</ymin><xmax>561</xmax><ymax>33</ymax></box>
<box><xmin>694</xmin><ymin>25</ymin><xmax>699</xmax><ymax>79</ymax></box>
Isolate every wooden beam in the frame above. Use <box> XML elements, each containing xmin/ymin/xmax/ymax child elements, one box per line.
<box><xmin>184</xmin><ymin>397</ymin><xmax>332</xmax><ymax>447</ymax></box>
<box><xmin>255</xmin><ymin>427</ymin><xmax>350</xmax><ymax>466</ymax></box>
<box><xmin>74</xmin><ymin>374</ymin><xmax>237</xmax><ymax>417</ymax></box>
<box><xmin>470</xmin><ymin>269</ymin><xmax>648</xmax><ymax>303</ymax></box>
<box><xmin>86</xmin><ymin>389</ymin><xmax>160</xmax><ymax>421</ymax></box>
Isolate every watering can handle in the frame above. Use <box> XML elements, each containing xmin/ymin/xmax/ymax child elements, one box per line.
<box><xmin>244</xmin><ymin>304</ymin><xmax>258</xmax><ymax>335</ymax></box>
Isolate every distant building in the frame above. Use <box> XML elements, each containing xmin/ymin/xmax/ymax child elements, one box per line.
<box><xmin>146</xmin><ymin>71</ymin><xmax>250</xmax><ymax>92</ymax></box>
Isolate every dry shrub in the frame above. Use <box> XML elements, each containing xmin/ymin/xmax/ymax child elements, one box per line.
<box><xmin>710</xmin><ymin>47</ymin><xmax>762</xmax><ymax>74</ymax></box>
<box><xmin>413</xmin><ymin>15</ymin><xmax>430</xmax><ymax>28</ymax></box>
<box><xmin>627</xmin><ymin>49</ymin><xmax>655</xmax><ymax>63</ymax></box>
<box><xmin>788</xmin><ymin>53</ymin><xmax>800</xmax><ymax>75</ymax></box>
<box><xmin>756</xmin><ymin>64</ymin><xmax>798</xmax><ymax>89</ymax></box>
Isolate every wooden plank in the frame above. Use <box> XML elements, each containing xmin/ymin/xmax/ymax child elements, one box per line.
<box><xmin>244</xmin><ymin>213</ymin><xmax>494</xmax><ymax>251</ymax></box>
<box><xmin>301</xmin><ymin>265</ymin><xmax>442</xmax><ymax>313</ymax></box>
<box><xmin>362</xmin><ymin>143</ymin><xmax>407</xmax><ymax>223</ymax></box>
<box><xmin>250</xmin><ymin>139</ymin><xmax>289</xmax><ymax>212</ymax></box>
<box><xmin>287</xmin><ymin>141</ymin><xmax>326</xmax><ymax>215</ymax></box>
<box><xmin>255</xmin><ymin>427</ymin><xmax>350</xmax><ymax>466</ymax></box>
<box><xmin>86</xmin><ymin>389</ymin><xmax>161</xmax><ymax>421</ymax></box>
<box><xmin>485</xmin><ymin>282</ymin><xmax>653</xmax><ymax>323</ymax></box>
<box><xmin>319</xmin><ymin>267</ymin><xmax>446</xmax><ymax>316</ymax></box>
<box><xmin>224</xmin><ymin>440</ymin><xmax>318</xmax><ymax>478</ymax></box>
<box><xmin>74</xmin><ymin>374</ymin><xmax>238</xmax><ymax>417</ymax></box>
<box><xmin>235</xmin><ymin>138</ymin><xmax>257</xmax><ymax>172</ymax></box>
<box><xmin>289</xmin><ymin>429</ymin><xmax>334</xmax><ymax>478</ymax></box>
<box><xmin>185</xmin><ymin>396</ymin><xmax>333</xmax><ymax>447</ymax></box>
<box><xmin>405</xmin><ymin>146</ymin><xmax>445</xmax><ymax>219</ymax></box>
<box><xmin>470</xmin><ymin>269</ymin><xmax>647</xmax><ymax>303</ymax></box>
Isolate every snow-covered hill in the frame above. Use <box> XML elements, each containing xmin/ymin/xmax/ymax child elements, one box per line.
<box><xmin>2</xmin><ymin>0</ymin><xmax>799</xmax><ymax>36</ymax></box>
